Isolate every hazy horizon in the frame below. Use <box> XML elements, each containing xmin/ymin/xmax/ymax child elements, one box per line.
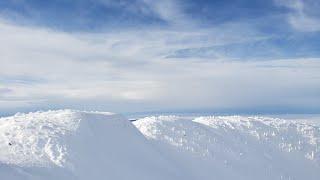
<box><xmin>1</xmin><ymin>0</ymin><xmax>320</xmax><ymax>114</ymax></box>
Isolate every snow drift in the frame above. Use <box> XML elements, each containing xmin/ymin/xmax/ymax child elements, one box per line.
<box><xmin>0</xmin><ymin>110</ymin><xmax>319</xmax><ymax>180</ymax></box>
<box><xmin>134</xmin><ymin>115</ymin><xmax>320</xmax><ymax>180</ymax></box>
<box><xmin>0</xmin><ymin>110</ymin><xmax>185</xmax><ymax>180</ymax></box>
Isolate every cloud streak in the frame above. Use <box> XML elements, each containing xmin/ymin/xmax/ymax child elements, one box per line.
<box><xmin>275</xmin><ymin>0</ymin><xmax>320</xmax><ymax>32</ymax></box>
<box><xmin>0</xmin><ymin>1</ymin><xmax>320</xmax><ymax>115</ymax></box>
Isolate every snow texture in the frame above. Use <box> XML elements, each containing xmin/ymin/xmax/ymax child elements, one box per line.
<box><xmin>134</xmin><ymin>115</ymin><xmax>320</xmax><ymax>180</ymax></box>
<box><xmin>0</xmin><ymin>110</ymin><xmax>185</xmax><ymax>180</ymax></box>
<box><xmin>0</xmin><ymin>110</ymin><xmax>319</xmax><ymax>180</ymax></box>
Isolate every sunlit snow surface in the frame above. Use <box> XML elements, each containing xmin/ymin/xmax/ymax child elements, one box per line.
<box><xmin>0</xmin><ymin>110</ymin><xmax>184</xmax><ymax>180</ymax></box>
<box><xmin>0</xmin><ymin>110</ymin><xmax>319</xmax><ymax>180</ymax></box>
<box><xmin>0</xmin><ymin>110</ymin><xmax>80</xmax><ymax>167</ymax></box>
<box><xmin>134</xmin><ymin>115</ymin><xmax>320</xmax><ymax>180</ymax></box>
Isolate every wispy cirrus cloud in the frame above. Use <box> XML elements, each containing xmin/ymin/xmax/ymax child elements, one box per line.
<box><xmin>275</xmin><ymin>0</ymin><xmax>320</xmax><ymax>32</ymax></box>
<box><xmin>0</xmin><ymin>0</ymin><xmax>320</xmax><ymax>115</ymax></box>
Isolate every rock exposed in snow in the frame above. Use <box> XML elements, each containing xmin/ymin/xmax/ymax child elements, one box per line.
<box><xmin>134</xmin><ymin>115</ymin><xmax>320</xmax><ymax>180</ymax></box>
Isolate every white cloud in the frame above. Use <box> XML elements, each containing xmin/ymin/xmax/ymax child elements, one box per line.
<box><xmin>141</xmin><ymin>0</ymin><xmax>189</xmax><ymax>26</ymax></box>
<box><xmin>0</xmin><ymin>17</ymin><xmax>319</xmax><ymax>114</ymax></box>
<box><xmin>289</xmin><ymin>13</ymin><xmax>320</xmax><ymax>32</ymax></box>
<box><xmin>275</xmin><ymin>0</ymin><xmax>320</xmax><ymax>32</ymax></box>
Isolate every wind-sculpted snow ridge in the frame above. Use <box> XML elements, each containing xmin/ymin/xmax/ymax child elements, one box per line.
<box><xmin>1</xmin><ymin>111</ymin><xmax>320</xmax><ymax>180</ymax></box>
<box><xmin>134</xmin><ymin>115</ymin><xmax>320</xmax><ymax>180</ymax></box>
<box><xmin>0</xmin><ymin>110</ymin><xmax>187</xmax><ymax>180</ymax></box>
<box><xmin>0</xmin><ymin>110</ymin><xmax>82</xmax><ymax>168</ymax></box>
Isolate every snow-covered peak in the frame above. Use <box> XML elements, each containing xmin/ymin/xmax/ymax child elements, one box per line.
<box><xmin>0</xmin><ymin>110</ymin><xmax>186</xmax><ymax>180</ymax></box>
<box><xmin>134</xmin><ymin>115</ymin><xmax>320</xmax><ymax>180</ymax></box>
<box><xmin>1</xmin><ymin>111</ymin><xmax>320</xmax><ymax>180</ymax></box>
<box><xmin>0</xmin><ymin>110</ymin><xmax>118</xmax><ymax>168</ymax></box>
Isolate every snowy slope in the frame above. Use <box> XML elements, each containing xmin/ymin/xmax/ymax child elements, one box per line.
<box><xmin>1</xmin><ymin>110</ymin><xmax>319</xmax><ymax>180</ymax></box>
<box><xmin>0</xmin><ymin>110</ymin><xmax>187</xmax><ymax>180</ymax></box>
<box><xmin>134</xmin><ymin>115</ymin><xmax>320</xmax><ymax>180</ymax></box>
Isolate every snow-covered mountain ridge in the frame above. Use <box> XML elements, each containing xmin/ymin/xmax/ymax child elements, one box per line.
<box><xmin>134</xmin><ymin>115</ymin><xmax>320</xmax><ymax>180</ymax></box>
<box><xmin>0</xmin><ymin>110</ymin><xmax>319</xmax><ymax>180</ymax></box>
<box><xmin>0</xmin><ymin>110</ymin><xmax>185</xmax><ymax>180</ymax></box>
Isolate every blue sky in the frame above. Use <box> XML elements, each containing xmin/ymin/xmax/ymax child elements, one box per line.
<box><xmin>0</xmin><ymin>0</ymin><xmax>320</xmax><ymax>115</ymax></box>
